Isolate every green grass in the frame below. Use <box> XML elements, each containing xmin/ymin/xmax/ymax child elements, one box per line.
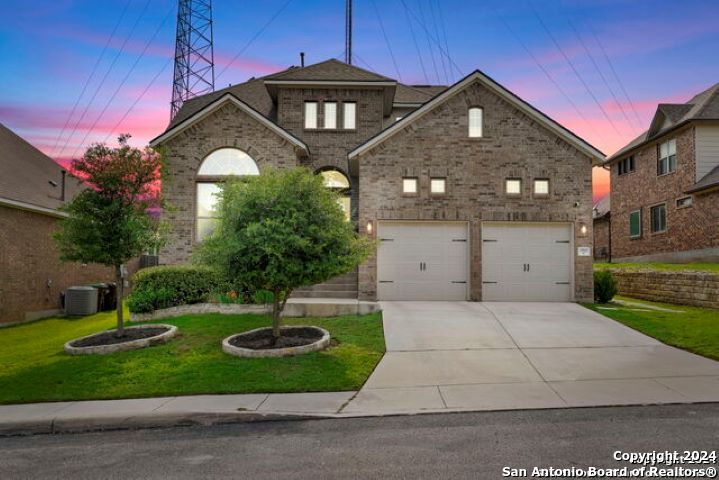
<box><xmin>594</xmin><ymin>262</ymin><xmax>719</xmax><ymax>273</ymax></box>
<box><xmin>584</xmin><ymin>296</ymin><xmax>719</xmax><ymax>361</ymax></box>
<box><xmin>0</xmin><ymin>307</ymin><xmax>385</xmax><ymax>405</ymax></box>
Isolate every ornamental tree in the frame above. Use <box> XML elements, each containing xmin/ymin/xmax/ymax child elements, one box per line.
<box><xmin>196</xmin><ymin>167</ymin><xmax>372</xmax><ymax>339</ymax></box>
<box><xmin>54</xmin><ymin>135</ymin><xmax>163</xmax><ymax>337</ymax></box>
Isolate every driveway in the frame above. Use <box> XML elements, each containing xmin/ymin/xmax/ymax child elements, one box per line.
<box><xmin>342</xmin><ymin>302</ymin><xmax>719</xmax><ymax>414</ymax></box>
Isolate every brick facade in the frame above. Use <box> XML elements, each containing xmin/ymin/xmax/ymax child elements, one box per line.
<box><xmin>593</xmin><ymin>216</ymin><xmax>610</xmax><ymax>261</ymax></box>
<box><xmin>610</xmin><ymin>126</ymin><xmax>719</xmax><ymax>261</ymax></box>
<box><xmin>0</xmin><ymin>206</ymin><xmax>119</xmax><ymax>324</ymax></box>
<box><xmin>355</xmin><ymin>80</ymin><xmax>594</xmax><ymax>301</ymax></box>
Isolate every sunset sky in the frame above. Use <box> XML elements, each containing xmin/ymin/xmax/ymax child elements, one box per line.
<box><xmin>1</xmin><ymin>0</ymin><xmax>718</xmax><ymax>202</ymax></box>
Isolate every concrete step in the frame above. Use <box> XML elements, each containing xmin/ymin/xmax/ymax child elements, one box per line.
<box><xmin>291</xmin><ymin>290</ymin><xmax>358</xmax><ymax>299</ymax></box>
<box><xmin>295</xmin><ymin>283</ymin><xmax>358</xmax><ymax>293</ymax></box>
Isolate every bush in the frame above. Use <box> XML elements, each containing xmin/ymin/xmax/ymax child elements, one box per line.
<box><xmin>128</xmin><ymin>265</ymin><xmax>224</xmax><ymax>313</ymax></box>
<box><xmin>594</xmin><ymin>270</ymin><xmax>618</xmax><ymax>303</ymax></box>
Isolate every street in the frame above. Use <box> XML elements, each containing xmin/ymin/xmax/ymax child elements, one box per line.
<box><xmin>1</xmin><ymin>403</ymin><xmax>717</xmax><ymax>479</ymax></box>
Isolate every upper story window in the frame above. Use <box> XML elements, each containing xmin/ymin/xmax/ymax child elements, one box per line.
<box><xmin>617</xmin><ymin>156</ymin><xmax>635</xmax><ymax>176</ymax></box>
<box><xmin>196</xmin><ymin>148</ymin><xmax>259</xmax><ymax>241</ymax></box>
<box><xmin>402</xmin><ymin>177</ymin><xmax>418</xmax><ymax>195</ymax></box>
<box><xmin>430</xmin><ymin>177</ymin><xmax>446</xmax><ymax>195</ymax></box>
<box><xmin>533</xmin><ymin>178</ymin><xmax>550</xmax><ymax>196</ymax></box>
<box><xmin>323</xmin><ymin>102</ymin><xmax>337</xmax><ymax>129</ymax></box>
<box><xmin>657</xmin><ymin>139</ymin><xmax>676</xmax><ymax>175</ymax></box>
<box><xmin>304</xmin><ymin>101</ymin><xmax>318</xmax><ymax>129</ymax></box>
<box><xmin>343</xmin><ymin>102</ymin><xmax>356</xmax><ymax>129</ymax></box>
<box><xmin>468</xmin><ymin>107</ymin><xmax>483</xmax><ymax>138</ymax></box>
<box><xmin>505</xmin><ymin>178</ymin><xmax>521</xmax><ymax>195</ymax></box>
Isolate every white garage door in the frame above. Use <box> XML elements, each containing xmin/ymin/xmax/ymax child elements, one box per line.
<box><xmin>377</xmin><ymin>221</ymin><xmax>469</xmax><ymax>300</ymax></box>
<box><xmin>482</xmin><ymin>223</ymin><xmax>573</xmax><ymax>302</ymax></box>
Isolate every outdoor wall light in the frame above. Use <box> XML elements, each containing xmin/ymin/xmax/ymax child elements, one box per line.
<box><xmin>366</xmin><ymin>220</ymin><xmax>374</xmax><ymax>236</ymax></box>
<box><xmin>579</xmin><ymin>223</ymin><xmax>588</xmax><ymax>236</ymax></box>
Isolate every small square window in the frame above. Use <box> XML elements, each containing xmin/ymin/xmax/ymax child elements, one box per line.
<box><xmin>402</xmin><ymin>177</ymin><xmax>418</xmax><ymax>194</ymax></box>
<box><xmin>533</xmin><ymin>179</ymin><xmax>549</xmax><ymax>196</ymax></box>
<box><xmin>323</xmin><ymin>102</ymin><xmax>337</xmax><ymax>129</ymax></box>
<box><xmin>650</xmin><ymin>204</ymin><xmax>667</xmax><ymax>233</ymax></box>
<box><xmin>430</xmin><ymin>178</ymin><xmax>446</xmax><ymax>194</ymax></box>
<box><xmin>629</xmin><ymin>210</ymin><xmax>641</xmax><ymax>238</ymax></box>
<box><xmin>676</xmin><ymin>196</ymin><xmax>693</xmax><ymax>208</ymax></box>
<box><xmin>505</xmin><ymin>178</ymin><xmax>521</xmax><ymax>195</ymax></box>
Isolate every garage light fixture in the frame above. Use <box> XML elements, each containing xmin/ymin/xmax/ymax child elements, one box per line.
<box><xmin>579</xmin><ymin>223</ymin><xmax>588</xmax><ymax>236</ymax></box>
<box><xmin>366</xmin><ymin>220</ymin><xmax>374</xmax><ymax>236</ymax></box>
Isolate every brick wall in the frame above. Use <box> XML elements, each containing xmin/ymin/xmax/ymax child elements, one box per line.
<box><xmin>593</xmin><ymin>216</ymin><xmax>610</xmax><ymax>261</ymax></box>
<box><xmin>357</xmin><ymin>80</ymin><xmax>594</xmax><ymax>301</ymax></box>
<box><xmin>611</xmin><ymin>270</ymin><xmax>719</xmax><ymax>309</ymax></box>
<box><xmin>610</xmin><ymin>126</ymin><xmax>719</xmax><ymax>261</ymax></box>
<box><xmin>0</xmin><ymin>206</ymin><xmax>120</xmax><ymax>324</ymax></box>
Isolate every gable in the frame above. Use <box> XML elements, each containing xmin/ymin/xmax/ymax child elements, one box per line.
<box><xmin>349</xmin><ymin>70</ymin><xmax>605</xmax><ymax>165</ymax></box>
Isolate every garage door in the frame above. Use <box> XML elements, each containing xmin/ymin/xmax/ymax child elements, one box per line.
<box><xmin>482</xmin><ymin>223</ymin><xmax>573</xmax><ymax>302</ymax></box>
<box><xmin>377</xmin><ymin>221</ymin><xmax>469</xmax><ymax>300</ymax></box>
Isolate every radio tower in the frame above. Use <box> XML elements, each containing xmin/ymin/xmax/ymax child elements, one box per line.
<box><xmin>170</xmin><ymin>0</ymin><xmax>215</xmax><ymax>120</ymax></box>
<box><xmin>345</xmin><ymin>0</ymin><xmax>352</xmax><ymax>64</ymax></box>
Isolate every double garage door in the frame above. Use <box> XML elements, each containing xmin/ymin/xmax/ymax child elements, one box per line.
<box><xmin>376</xmin><ymin>221</ymin><xmax>573</xmax><ymax>302</ymax></box>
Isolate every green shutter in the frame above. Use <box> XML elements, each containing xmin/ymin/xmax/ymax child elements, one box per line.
<box><xmin>629</xmin><ymin>211</ymin><xmax>641</xmax><ymax>238</ymax></box>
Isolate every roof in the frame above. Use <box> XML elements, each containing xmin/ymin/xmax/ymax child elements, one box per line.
<box><xmin>263</xmin><ymin>59</ymin><xmax>395</xmax><ymax>82</ymax></box>
<box><xmin>686</xmin><ymin>164</ymin><xmax>719</xmax><ymax>194</ymax></box>
<box><xmin>607</xmin><ymin>82</ymin><xmax>719</xmax><ymax>162</ymax></box>
<box><xmin>592</xmin><ymin>195</ymin><xmax>610</xmax><ymax>219</ymax></box>
<box><xmin>349</xmin><ymin>69</ymin><xmax>606</xmax><ymax>165</ymax></box>
<box><xmin>393</xmin><ymin>84</ymin><xmax>447</xmax><ymax>105</ymax></box>
<box><xmin>0</xmin><ymin>123</ymin><xmax>84</xmax><ymax>213</ymax></box>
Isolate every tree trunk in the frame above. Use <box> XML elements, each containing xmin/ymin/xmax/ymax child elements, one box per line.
<box><xmin>270</xmin><ymin>290</ymin><xmax>291</xmax><ymax>340</ymax></box>
<box><xmin>115</xmin><ymin>265</ymin><xmax>125</xmax><ymax>338</ymax></box>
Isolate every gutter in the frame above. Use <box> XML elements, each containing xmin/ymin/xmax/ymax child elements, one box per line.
<box><xmin>0</xmin><ymin>197</ymin><xmax>68</xmax><ymax>218</ymax></box>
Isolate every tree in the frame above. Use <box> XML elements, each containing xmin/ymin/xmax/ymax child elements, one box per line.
<box><xmin>196</xmin><ymin>167</ymin><xmax>372</xmax><ymax>339</ymax></box>
<box><xmin>54</xmin><ymin>135</ymin><xmax>163</xmax><ymax>337</ymax></box>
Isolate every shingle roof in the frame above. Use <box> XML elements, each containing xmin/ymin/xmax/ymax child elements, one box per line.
<box><xmin>264</xmin><ymin>59</ymin><xmax>395</xmax><ymax>82</ymax></box>
<box><xmin>0</xmin><ymin>123</ymin><xmax>85</xmax><ymax>211</ymax></box>
<box><xmin>592</xmin><ymin>195</ymin><xmax>610</xmax><ymax>219</ymax></box>
<box><xmin>394</xmin><ymin>84</ymin><xmax>447</xmax><ymax>104</ymax></box>
<box><xmin>687</xmin><ymin>164</ymin><xmax>719</xmax><ymax>193</ymax></box>
<box><xmin>607</xmin><ymin>82</ymin><xmax>719</xmax><ymax>162</ymax></box>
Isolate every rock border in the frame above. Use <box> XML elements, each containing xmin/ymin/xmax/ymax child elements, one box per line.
<box><xmin>64</xmin><ymin>324</ymin><xmax>178</xmax><ymax>356</ymax></box>
<box><xmin>222</xmin><ymin>326</ymin><xmax>331</xmax><ymax>358</ymax></box>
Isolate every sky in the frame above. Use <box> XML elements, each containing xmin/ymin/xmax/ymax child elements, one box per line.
<box><xmin>1</xmin><ymin>0</ymin><xmax>718</xmax><ymax>202</ymax></box>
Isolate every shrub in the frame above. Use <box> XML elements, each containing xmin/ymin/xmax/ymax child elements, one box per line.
<box><xmin>594</xmin><ymin>270</ymin><xmax>618</xmax><ymax>303</ymax></box>
<box><xmin>128</xmin><ymin>265</ymin><xmax>224</xmax><ymax>313</ymax></box>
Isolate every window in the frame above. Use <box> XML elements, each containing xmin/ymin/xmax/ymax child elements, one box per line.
<box><xmin>468</xmin><ymin>107</ymin><xmax>483</xmax><ymax>138</ymax></box>
<box><xmin>320</xmin><ymin>169</ymin><xmax>351</xmax><ymax>221</ymax></box>
<box><xmin>676</xmin><ymin>196</ymin><xmax>693</xmax><ymax>208</ymax></box>
<box><xmin>402</xmin><ymin>177</ymin><xmax>418</xmax><ymax>194</ymax></box>
<box><xmin>629</xmin><ymin>210</ymin><xmax>641</xmax><ymax>238</ymax></box>
<box><xmin>533</xmin><ymin>178</ymin><xmax>550</xmax><ymax>196</ymax></box>
<box><xmin>304</xmin><ymin>101</ymin><xmax>318</xmax><ymax>129</ymax></box>
<box><xmin>505</xmin><ymin>178</ymin><xmax>521</xmax><ymax>195</ymax></box>
<box><xmin>343</xmin><ymin>102</ymin><xmax>356</xmax><ymax>129</ymax></box>
<box><xmin>650</xmin><ymin>204</ymin><xmax>667</xmax><ymax>233</ymax></box>
<box><xmin>430</xmin><ymin>178</ymin><xmax>446</xmax><ymax>195</ymax></box>
<box><xmin>323</xmin><ymin>102</ymin><xmax>337</xmax><ymax>129</ymax></box>
<box><xmin>196</xmin><ymin>148</ymin><xmax>259</xmax><ymax>241</ymax></box>
<box><xmin>617</xmin><ymin>156</ymin><xmax>635</xmax><ymax>175</ymax></box>
<box><xmin>657</xmin><ymin>139</ymin><xmax>676</xmax><ymax>175</ymax></box>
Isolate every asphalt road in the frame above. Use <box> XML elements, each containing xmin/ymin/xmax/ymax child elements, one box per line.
<box><xmin>1</xmin><ymin>404</ymin><xmax>718</xmax><ymax>479</ymax></box>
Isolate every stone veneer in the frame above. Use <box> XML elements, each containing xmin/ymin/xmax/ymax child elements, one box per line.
<box><xmin>611</xmin><ymin>270</ymin><xmax>719</xmax><ymax>309</ymax></box>
<box><xmin>356</xmin><ymin>80</ymin><xmax>594</xmax><ymax>302</ymax></box>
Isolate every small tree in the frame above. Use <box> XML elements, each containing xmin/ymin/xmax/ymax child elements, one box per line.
<box><xmin>196</xmin><ymin>167</ymin><xmax>372</xmax><ymax>339</ymax></box>
<box><xmin>54</xmin><ymin>135</ymin><xmax>163</xmax><ymax>337</ymax></box>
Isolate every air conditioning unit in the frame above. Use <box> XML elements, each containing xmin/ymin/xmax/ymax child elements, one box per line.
<box><xmin>65</xmin><ymin>286</ymin><xmax>99</xmax><ymax>316</ymax></box>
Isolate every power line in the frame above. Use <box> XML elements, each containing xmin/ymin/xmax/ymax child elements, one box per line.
<box><xmin>402</xmin><ymin>0</ymin><xmax>429</xmax><ymax>83</ymax></box>
<box><xmin>50</xmin><ymin>0</ymin><xmax>133</xmax><ymax>158</ymax></box>
<box><xmin>57</xmin><ymin>0</ymin><xmax>154</xmax><ymax>159</ymax></box>
<box><xmin>417</xmin><ymin>0</ymin><xmax>441</xmax><ymax>84</ymax></box>
<box><xmin>428</xmin><ymin>0</ymin><xmax>448</xmax><ymax>84</ymax></box>
<box><xmin>436</xmin><ymin>0</ymin><xmax>453</xmax><ymax>84</ymax></box>
<box><xmin>72</xmin><ymin>4</ymin><xmax>175</xmax><ymax>157</ymax></box>
<box><xmin>528</xmin><ymin>2</ymin><xmax>623</xmax><ymax>137</ymax></box>
<box><xmin>370</xmin><ymin>0</ymin><xmax>402</xmax><ymax>81</ymax></box>
<box><xmin>216</xmin><ymin>0</ymin><xmax>294</xmax><ymax>82</ymax></box>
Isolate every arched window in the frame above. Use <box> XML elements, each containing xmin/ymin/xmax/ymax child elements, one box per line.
<box><xmin>468</xmin><ymin>107</ymin><xmax>483</xmax><ymax>138</ymax></box>
<box><xmin>320</xmin><ymin>169</ymin><xmax>351</xmax><ymax>221</ymax></box>
<box><xmin>196</xmin><ymin>148</ymin><xmax>259</xmax><ymax>241</ymax></box>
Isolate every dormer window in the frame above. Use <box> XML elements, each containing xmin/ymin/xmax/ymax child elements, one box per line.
<box><xmin>323</xmin><ymin>102</ymin><xmax>337</xmax><ymax>129</ymax></box>
<box><xmin>468</xmin><ymin>107</ymin><xmax>483</xmax><ymax>138</ymax></box>
<box><xmin>343</xmin><ymin>102</ymin><xmax>356</xmax><ymax>129</ymax></box>
<box><xmin>657</xmin><ymin>139</ymin><xmax>676</xmax><ymax>175</ymax></box>
<box><xmin>304</xmin><ymin>102</ymin><xmax>318</xmax><ymax>129</ymax></box>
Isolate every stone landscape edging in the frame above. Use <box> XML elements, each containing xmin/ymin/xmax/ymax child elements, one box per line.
<box><xmin>222</xmin><ymin>326</ymin><xmax>331</xmax><ymax>358</ymax></box>
<box><xmin>63</xmin><ymin>324</ymin><xmax>178</xmax><ymax>355</ymax></box>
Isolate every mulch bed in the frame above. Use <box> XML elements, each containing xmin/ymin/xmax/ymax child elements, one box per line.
<box><xmin>229</xmin><ymin>327</ymin><xmax>324</xmax><ymax>350</ymax></box>
<box><xmin>70</xmin><ymin>327</ymin><xmax>170</xmax><ymax>348</ymax></box>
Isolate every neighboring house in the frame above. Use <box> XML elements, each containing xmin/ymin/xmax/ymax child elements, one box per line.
<box><xmin>604</xmin><ymin>83</ymin><xmax>719</xmax><ymax>263</ymax></box>
<box><xmin>592</xmin><ymin>195</ymin><xmax>611</xmax><ymax>261</ymax></box>
<box><xmin>0</xmin><ymin>123</ymin><xmax>117</xmax><ymax>324</ymax></box>
<box><xmin>151</xmin><ymin>59</ymin><xmax>603</xmax><ymax>302</ymax></box>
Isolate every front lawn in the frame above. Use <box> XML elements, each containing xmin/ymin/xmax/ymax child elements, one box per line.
<box><xmin>594</xmin><ymin>262</ymin><xmax>719</xmax><ymax>273</ymax></box>
<box><xmin>0</xmin><ymin>308</ymin><xmax>385</xmax><ymax>404</ymax></box>
<box><xmin>584</xmin><ymin>297</ymin><xmax>719</xmax><ymax>361</ymax></box>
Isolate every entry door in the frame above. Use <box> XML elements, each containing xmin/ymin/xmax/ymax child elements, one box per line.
<box><xmin>377</xmin><ymin>221</ymin><xmax>469</xmax><ymax>300</ymax></box>
<box><xmin>481</xmin><ymin>223</ymin><xmax>573</xmax><ymax>302</ymax></box>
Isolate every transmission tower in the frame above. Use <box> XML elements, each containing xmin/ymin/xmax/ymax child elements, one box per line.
<box><xmin>345</xmin><ymin>0</ymin><xmax>352</xmax><ymax>64</ymax></box>
<box><xmin>171</xmin><ymin>0</ymin><xmax>215</xmax><ymax>120</ymax></box>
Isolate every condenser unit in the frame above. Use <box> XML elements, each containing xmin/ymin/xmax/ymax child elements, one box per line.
<box><xmin>64</xmin><ymin>286</ymin><xmax>99</xmax><ymax>316</ymax></box>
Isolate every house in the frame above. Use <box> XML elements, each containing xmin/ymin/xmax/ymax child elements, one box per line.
<box><xmin>603</xmin><ymin>83</ymin><xmax>719</xmax><ymax>263</ymax></box>
<box><xmin>150</xmin><ymin>59</ymin><xmax>603</xmax><ymax>302</ymax></box>
<box><xmin>592</xmin><ymin>195</ymin><xmax>611</xmax><ymax>261</ymax></box>
<box><xmin>0</xmin><ymin>123</ymin><xmax>118</xmax><ymax>324</ymax></box>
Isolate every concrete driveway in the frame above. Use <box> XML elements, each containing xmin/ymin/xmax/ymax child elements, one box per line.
<box><xmin>342</xmin><ymin>302</ymin><xmax>719</xmax><ymax>415</ymax></box>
